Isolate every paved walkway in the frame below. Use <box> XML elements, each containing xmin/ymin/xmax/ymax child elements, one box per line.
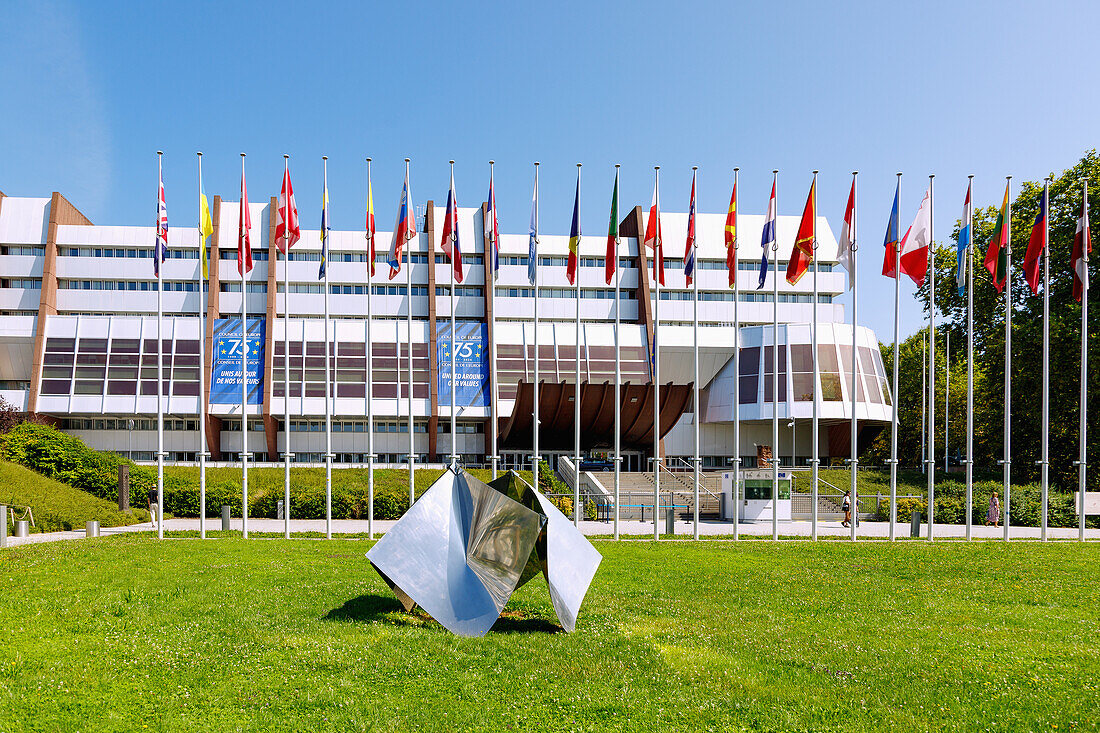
<box><xmin>3</xmin><ymin>517</ymin><xmax>1097</xmax><ymax>548</ymax></box>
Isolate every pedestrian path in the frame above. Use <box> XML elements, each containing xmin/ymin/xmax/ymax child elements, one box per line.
<box><xmin>4</xmin><ymin>517</ymin><xmax>1097</xmax><ymax>548</ymax></box>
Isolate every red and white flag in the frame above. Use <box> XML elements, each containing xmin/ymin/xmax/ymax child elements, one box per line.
<box><xmin>274</xmin><ymin>162</ymin><xmax>300</xmax><ymax>253</ymax></box>
<box><xmin>643</xmin><ymin>183</ymin><xmax>665</xmax><ymax>286</ymax></box>
<box><xmin>897</xmin><ymin>187</ymin><xmax>932</xmax><ymax>287</ymax></box>
<box><xmin>837</xmin><ymin>177</ymin><xmax>856</xmax><ymax>290</ymax></box>
<box><xmin>238</xmin><ymin>165</ymin><xmax>252</xmax><ymax>275</ymax></box>
<box><xmin>1073</xmin><ymin>189</ymin><xmax>1092</xmax><ymax>303</ymax></box>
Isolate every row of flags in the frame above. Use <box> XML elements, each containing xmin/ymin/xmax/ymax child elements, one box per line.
<box><xmin>159</xmin><ymin>160</ymin><xmax>1092</xmax><ymax>307</ymax></box>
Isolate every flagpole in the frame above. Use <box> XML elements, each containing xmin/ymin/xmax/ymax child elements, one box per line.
<box><xmin>771</xmin><ymin>169</ymin><xmax>779</xmax><ymax>543</ymax></box>
<box><xmin>921</xmin><ymin>331</ymin><xmax>926</xmax><ymax>476</ymax></box>
<box><xmin>927</xmin><ymin>174</ymin><xmax>935</xmax><ymax>542</ymax></box>
<box><xmin>239</xmin><ymin>152</ymin><xmax>249</xmax><ymax>540</ymax></box>
<box><xmin>322</xmin><ymin>156</ymin><xmax>332</xmax><ymax>539</ymax></box>
<box><xmin>944</xmin><ymin>330</ymin><xmax>949</xmax><ymax>473</ymax></box>
<box><xmin>809</xmin><ymin>172</ymin><xmax>822</xmax><ymax>541</ymax></box>
<box><xmin>653</xmin><ymin>165</ymin><xmax>661</xmax><ymax>541</ymax></box>
<box><xmin>848</xmin><ymin>171</ymin><xmax>858</xmax><ymax>542</ymax></box>
<box><xmin>1079</xmin><ymin>178</ymin><xmax>1089</xmax><ymax>543</ymax></box>
<box><xmin>282</xmin><ymin>155</ymin><xmax>292</xmax><ymax>540</ymax></box>
<box><xmin>449</xmin><ymin>161</ymin><xmax>457</xmax><ymax>471</ymax></box>
<box><xmin>692</xmin><ymin>166</ymin><xmax>701</xmax><ymax>541</ymax></box>
<box><xmin>366</xmin><ymin>158</ymin><xmax>375</xmax><ymax>540</ymax></box>
<box><xmin>532</xmin><ymin>162</ymin><xmax>540</xmax><ymax>501</ymax></box>
<box><xmin>405</xmin><ymin>158</ymin><xmax>415</xmax><ymax>508</ymax></box>
<box><xmin>613</xmin><ymin>164</ymin><xmax>621</xmax><ymax>541</ymax></box>
<box><xmin>156</xmin><ymin>151</ymin><xmax>165</xmax><ymax>541</ymax></box>
<box><xmin>732</xmin><ymin>167</ymin><xmax>740</xmax><ymax>541</ymax></box>
<box><xmin>1041</xmin><ymin>178</ymin><xmax>1050</xmax><ymax>541</ymax></box>
<box><xmin>489</xmin><ymin>160</ymin><xmax>499</xmax><ymax>480</ymax></box>
<box><xmin>197</xmin><ymin>151</ymin><xmax>207</xmax><ymax>540</ymax></box>
<box><xmin>889</xmin><ymin>172</ymin><xmax>901</xmax><ymax>542</ymax></box>
<box><xmin>966</xmin><ymin>175</ymin><xmax>974</xmax><ymax>541</ymax></box>
<box><xmin>1003</xmin><ymin>175</ymin><xmax>1012</xmax><ymax>542</ymax></box>
<box><xmin>575</xmin><ymin>163</ymin><xmax>582</xmax><ymax>529</ymax></box>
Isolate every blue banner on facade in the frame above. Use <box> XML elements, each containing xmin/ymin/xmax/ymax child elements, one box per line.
<box><xmin>211</xmin><ymin>317</ymin><xmax>265</xmax><ymax>405</ymax></box>
<box><xmin>437</xmin><ymin>322</ymin><xmax>489</xmax><ymax>407</ymax></box>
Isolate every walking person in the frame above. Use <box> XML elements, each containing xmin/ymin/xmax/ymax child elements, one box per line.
<box><xmin>986</xmin><ymin>490</ymin><xmax>1001</xmax><ymax>528</ymax></box>
<box><xmin>842</xmin><ymin>489</ymin><xmax>852</xmax><ymax>528</ymax></box>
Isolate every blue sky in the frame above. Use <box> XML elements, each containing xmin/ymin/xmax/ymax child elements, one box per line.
<box><xmin>2</xmin><ymin>0</ymin><xmax>1097</xmax><ymax>342</ymax></box>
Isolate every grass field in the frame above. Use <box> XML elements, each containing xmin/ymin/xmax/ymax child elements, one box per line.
<box><xmin>2</xmin><ymin>538</ymin><xmax>1098</xmax><ymax>731</ymax></box>
<box><xmin>0</xmin><ymin>461</ymin><xmax>148</xmax><ymax>533</ymax></box>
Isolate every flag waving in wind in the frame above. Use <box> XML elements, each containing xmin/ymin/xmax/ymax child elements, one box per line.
<box><xmin>984</xmin><ymin>182</ymin><xmax>1010</xmax><ymax>292</ymax></box>
<box><xmin>198</xmin><ymin>164</ymin><xmax>213</xmax><ymax>281</ymax></box>
<box><xmin>1073</xmin><ymin>187</ymin><xmax>1092</xmax><ymax>303</ymax></box>
<box><xmin>724</xmin><ymin>180</ymin><xmax>737</xmax><ymax>288</ymax></box>
<box><xmin>388</xmin><ymin>166</ymin><xmax>415</xmax><ymax>281</ymax></box>
<box><xmin>238</xmin><ymin>164</ymin><xmax>252</xmax><ymax>275</ymax></box>
<box><xmin>365</xmin><ymin>168</ymin><xmax>376</xmax><ymax>277</ymax></box>
<box><xmin>897</xmin><ymin>187</ymin><xmax>932</xmax><ymax>287</ymax></box>
<box><xmin>275</xmin><ymin>162</ymin><xmax>300</xmax><ymax>254</ymax></box>
<box><xmin>956</xmin><ymin>181</ymin><xmax>972</xmax><ymax>295</ymax></box>
<box><xmin>567</xmin><ymin>172</ymin><xmax>581</xmax><ymax>285</ymax></box>
<box><xmin>487</xmin><ymin>167</ymin><xmax>499</xmax><ymax>280</ymax></box>
<box><xmin>605</xmin><ymin>168</ymin><xmax>619</xmax><ymax>285</ymax></box>
<box><xmin>441</xmin><ymin>168</ymin><xmax>463</xmax><ymax>283</ymax></box>
<box><xmin>644</xmin><ymin>181</ymin><xmax>665</xmax><ymax>286</ymax></box>
<box><xmin>786</xmin><ymin>178</ymin><xmax>816</xmax><ymax>285</ymax></box>
<box><xmin>881</xmin><ymin>181</ymin><xmax>901</xmax><ymax>278</ymax></box>
<box><xmin>684</xmin><ymin>170</ymin><xmax>697</xmax><ymax>286</ymax></box>
<box><xmin>1022</xmin><ymin>184</ymin><xmax>1047</xmax><ymax>295</ymax></box>
<box><xmin>319</xmin><ymin>173</ymin><xmax>330</xmax><ymax>280</ymax></box>
<box><xmin>758</xmin><ymin>179</ymin><xmax>776</xmax><ymax>290</ymax></box>
<box><xmin>837</xmin><ymin>177</ymin><xmax>856</xmax><ymax>291</ymax></box>
<box><xmin>154</xmin><ymin>160</ymin><xmax>168</xmax><ymax>278</ymax></box>
<box><xmin>528</xmin><ymin>168</ymin><xmax>539</xmax><ymax>285</ymax></box>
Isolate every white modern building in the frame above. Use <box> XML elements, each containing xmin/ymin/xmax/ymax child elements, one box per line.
<box><xmin>0</xmin><ymin>184</ymin><xmax>890</xmax><ymax>471</ymax></box>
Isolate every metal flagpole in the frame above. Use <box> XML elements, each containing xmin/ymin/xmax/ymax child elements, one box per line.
<box><xmin>653</xmin><ymin>165</ymin><xmax>662</xmax><ymax>541</ymax></box>
<box><xmin>449</xmin><ymin>161</ymin><xmax>457</xmax><ymax>471</ymax></box>
<box><xmin>1079</xmin><ymin>178</ymin><xmax>1089</xmax><ymax>542</ymax></box>
<box><xmin>927</xmin><ymin>174</ymin><xmax>935</xmax><ymax>541</ymax></box>
<box><xmin>692</xmin><ymin>166</ymin><xmax>701</xmax><ymax>541</ymax></box>
<box><xmin>575</xmin><ymin>163</ymin><xmax>582</xmax><ymax>529</ymax></box>
<box><xmin>489</xmin><ymin>160</ymin><xmax>498</xmax><ymax>479</ymax></box>
<box><xmin>405</xmin><ymin>159</ymin><xmax>415</xmax><ymax>507</ymax></box>
<box><xmin>966</xmin><ymin>176</ymin><xmax>974</xmax><ymax>541</ymax></box>
<box><xmin>1003</xmin><ymin>176</ymin><xmax>1012</xmax><ymax>542</ymax></box>
<box><xmin>1041</xmin><ymin>178</ymin><xmax>1050</xmax><ymax>541</ymax></box>
<box><xmin>810</xmin><ymin>171</ymin><xmax>822</xmax><ymax>541</ymax></box>
<box><xmin>613</xmin><ymin>164</ymin><xmax>621</xmax><ymax>541</ymax></box>
<box><xmin>366</xmin><ymin>158</ymin><xmax>375</xmax><ymax>540</ymax></box>
<box><xmin>945</xmin><ymin>330</ymin><xmax>949</xmax><ymax>473</ymax></box>
<box><xmin>772</xmin><ymin>169</ymin><xmax>779</xmax><ymax>542</ymax></box>
<box><xmin>156</xmin><ymin>151</ymin><xmax>165</xmax><ymax>540</ymax></box>
<box><xmin>848</xmin><ymin>171</ymin><xmax>858</xmax><ymax>542</ymax></box>
<box><xmin>282</xmin><ymin>156</ymin><xmax>296</xmax><ymax>538</ymax></box>
<box><xmin>921</xmin><ymin>330</ymin><xmax>926</xmax><ymax>475</ymax></box>
<box><xmin>532</xmin><ymin>163</ymin><xmax>540</xmax><ymax>500</ymax></box>
<box><xmin>239</xmin><ymin>152</ymin><xmax>249</xmax><ymax>539</ymax></box>
<box><xmin>323</xmin><ymin>156</ymin><xmax>332</xmax><ymax>539</ymax></box>
<box><xmin>732</xmin><ymin>167</ymin><xmax>740</xmax><ymax>541</ymax></box>
<box><xmin>889</xmin><ymin>172</ymin><xmax>901</xmax><ymax>542</ymax></box>
<box><xmin>197</xmin><ymin>152</ymin><xmax>207</xmax><ymax>540</ymax></box>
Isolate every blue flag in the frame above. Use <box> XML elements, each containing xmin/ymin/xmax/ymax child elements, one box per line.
<box><xmin>758</xmin><ymin>179</ymin><xmax>776</xmax><ymax>290</ymax></box>
<box><xmin>957</xmin><ymin>181</ymin><xmax>971</xmax><ymax>295</ymax></box>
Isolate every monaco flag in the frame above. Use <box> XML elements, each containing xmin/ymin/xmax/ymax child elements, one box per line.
<box><xmin>897</xmin><ymin>187</ymin><xmax>932</xmax><ymax>287</ymax></box>
<box><xmin>275</xmin><ymin>162</ymin><xmax>300</xmax><ymax>253</ymax></box>
<box><xmin>837</xmin><ymin>177</ymin><xmax>856</xmax><ymax>290</ymax></box>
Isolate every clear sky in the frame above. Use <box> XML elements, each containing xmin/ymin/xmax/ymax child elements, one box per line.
<box><xmin>2</xmin><ymin>0</ymin><xmax>1097</xmax><ymax>342</ymax></box>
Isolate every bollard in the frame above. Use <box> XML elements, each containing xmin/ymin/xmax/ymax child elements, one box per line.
<box><xmin>910</xmin><ymin>510</ymin><xmax>921</xmax><ymax>538</ymax></box>
<box><xmin>118</xmin><ymin>464</ymin><xmax>130</xmax><ymax>511</ymax></box>
<box><xmin>1</xmin><ymin>505</ymin><xmax>7</xmax><ymax>548</ymax></box>
<box><xmin>85</xmin><ymin>520</ymin><xmax>100</xmax><ymax>538</ymax></box>
<box><xmin>665</xmin><ymin>505</ymin><xmax>675</xmax><ymax>535</ymax></box>
<box><xmin>720</xmin><ymin>494</ymin><xmax>728</xmax><ymax>521</ymax></box>
<box><xmin>14</xmin><ymin>520</ymin><xmax>29</xmax><ymax>538</ymax></box>
<box><xmin>276</xmin><ymin>500</ymin><xmax>284</xmax><ymax>521</ymax></box>
<box><xmin>221</xmin><ymin>505</ymin><xmax>231</xmax><ymax>532</ymax></box>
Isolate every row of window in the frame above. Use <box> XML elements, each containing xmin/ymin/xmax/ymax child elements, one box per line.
<box><xmin>1</xmin><ymin>246</ymin><xmax>46</xmax><ymax>256</ymax></box>
<box><xmin>63</xmin><ymin>418</ymin><xmax>200</xmax><ymax>431</ymax></box>
<box><xmin>658</xmin><ymin>290</ymin><xmax>834</xmax><ymax>304</ymax></box>
<box><xmin>0</xmin><ymin>278</ymin><xmax>41</xmax><ymax>289</ymax></box>
<box><xmin>60</xmin><ymin>280</ymin><xmax>206</xmax><ymax>292</ymax></box>
<box><xmin>495</xmin><ymin>287</ymin><xmax>639</xmax><ymax>300</ymax></box>
<box><xmin>63</xmin><ymin>247</ymin><xmax>201</xmax><ymax>259</ymax></box>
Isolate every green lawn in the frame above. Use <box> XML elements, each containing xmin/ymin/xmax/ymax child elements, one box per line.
<box><xmin>1</xmin><ymin>538</ymin><xmax>1097</xmax><ymax>731</ymax></box>
<box><xmin>0</xmin><ymin>461</ymin><xmax>148</xmax><ymax>533</ymax></box>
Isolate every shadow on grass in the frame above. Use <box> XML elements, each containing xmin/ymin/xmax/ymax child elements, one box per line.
<box><xmin>323</xmin><ymin>594</ymin><xmax>562</xmax><ymax>634</ymax></box>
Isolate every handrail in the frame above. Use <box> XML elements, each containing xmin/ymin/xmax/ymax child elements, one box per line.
<box><xmin>655</xmin><ymin>462</ymin><xmax>722</xmax><ymax>502</ymax></box>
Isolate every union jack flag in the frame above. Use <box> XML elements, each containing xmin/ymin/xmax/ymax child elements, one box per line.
<box><xmin>154</xmin><ymin>160</ymin><xmax>168</xmax><ymax>278</ymax></box>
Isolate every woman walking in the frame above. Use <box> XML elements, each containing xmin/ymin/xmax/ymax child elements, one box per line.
<box><xmin>985</xmin><ymin>490</ymin><xmax>1001</xmax><ymax>528</ymax></box>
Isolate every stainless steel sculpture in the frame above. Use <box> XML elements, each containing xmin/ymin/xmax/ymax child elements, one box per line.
<box><xmin>366</xmin><ymin>469</ymin><xmax>602</xmax><ymax>637</ymax></box>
